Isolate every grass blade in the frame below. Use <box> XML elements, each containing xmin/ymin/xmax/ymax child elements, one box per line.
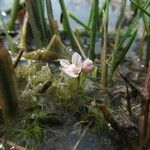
<box><xmin>89</xmin><ymin>0</ymin><xmax>99</xmax><ymax>60</ymax></box>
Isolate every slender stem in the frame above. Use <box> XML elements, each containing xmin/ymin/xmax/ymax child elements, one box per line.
<box><xmin>98</xmin><ymin>1</ymin><xmax>106</xmax><ymax>32</ymax></box>
<box><xmin>0</xmin><ymin>46</ymin><xmax>18</xmax><ymax>119</ymax></box>
<box><xmin>115</xmin><ymin>0</ymin><xmax>126</xmax><ymax>30</ymax></box>
<box><xmin>46</xmin><ymin>0</ymin><xmax>57</xmax><ymax>38</ymax></box>
<box><xmin>7</xmin><ymin>0</ymin><xmax>20</xmax><ymax>30</ymax></box>
<box><xmin>96</xmin><ymin>101</ymin><xmax>121</xmax><ymax>132</ymax></box>
<box><xmin>68</xmin><ymin>12</ymin><xmax>91</xmax><ymax>31</ymax></box>
<box><xmin>46</xmin><ymin>0</ymin><xmax>53</xmax><ymax>20</ymax></box>
<box><xmin>119</xmin><ymin>0</ymin><xmax>150</xmax><ymax>47</ymax></box>
<box><xmin>13</xmin><ymin>49</ymin><xmax>25</xmax><ymax>68</ymax></box>
<box><xmin>0</xmin><ymin>13</ymin><xmax>17</xmax><ymax>53</ymax></box>
<box><xmin>59</xmin><ymin>0</ymin><xmax>78</xmax><ymax>50</ymax></box>
<box><xmin>138</xmin><ymin>63</ymin><xmax>150</xmax><ymax>149</ymax></box>
<box><xmin>18</xmin><ymin>12</ymin><xmax>28</xmax><ymax>51</ymax></box>
<box><xmin>101</xmin><ymin>0</ymin><xmax>109</xmax><ymax>88</ymax></box>
<box><xmin>126</xmin><ymin>84</ymin><xmax>132</xmax><ymax>119</ymax></box>
<box><xmin>72</xmin><ymin>32</ymin><xmax>86</xmax><ymax>59</ymax></box>
<box><xmin>89</xmin><ymin>0</ymin><xmax>99</xmax><ymax>60</ymax></box>
<box><xmin>26</xmin><ymin>0</ymin><xmax>49</xmax><ymax>48</ymax></box>
<box><xmin>129</xmin><ymin>0</ymin><xmax>150</xmax><ymax>17</ymax></box>
<box><xmin>26</xmin><ymin>0</ymin><xmax>43</xmax><ymax>48</ymax></box>
<box><xmin>109</xmin><ymin>0</ymin><xmax>126</xmax><ymax>82</ymax></box>
<box><xmin>108</xmin><ymin>0</ymin><xmax>150</xmax><ymax>82</ymax></box>
<box><xmin>87</xmin><ymin>2</ymin><xmax>93</xmax><ymax>28</ymax></box>
<box><xmin>138</xmin><ymin>29</ymin><xmax>145</xmax><ymax>61</ymax></box>
<box><xmin>145</xmin><ymin>35</ymin><xmax>150</xmax><ymax>69</ymax></box>
<box><xmin>144</xmin><ymin>63</ymin><xmax>150</xmax><ymax>99</ymax></box>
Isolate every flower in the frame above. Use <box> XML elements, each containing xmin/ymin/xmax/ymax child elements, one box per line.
<box><xmin>59</xmin><ymin>52</ymin><xmax>95</xmax><ymax>78</ymax></box>
<box><xmin>82</xmin><ymin>58</ymin><xmax>95</xmax><ymax>73</ymax></box>
<box><xmin>60</xmin><ymin>52</ymin><xmax>82</xmax><ymax>77</ymax></box>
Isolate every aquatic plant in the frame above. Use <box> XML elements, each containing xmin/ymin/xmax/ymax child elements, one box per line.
<box><xmin>60</xmin><ymin>52</ymin><xmax>95</xmax><ymax>78</ymax></box>
<box><xmin>0</xmin><ymin>12</ymin><xmax>17</xmax><ymax>52</ymax></box>
<box><xmin>18</xmin><ymin>12</ymin><xmax>28</xmax><ymax>51</ymax></box>
<box><xmin>100</xmin><ymin>0</ymin><xmax>109</xmax><ymax>88</ymax></box>
<box><xmin>68</xmin><ymin>12</ymin><xmax>91</xmax><ymax>31</ymax></box>
<box><xmin>59</xmin><ymin>0</ymin><xmax>78</xmax><ymax>50</ymax></box>
<box><xmin>0</xmin><ymin>45</ymin><xmax>18</xmax><ymax>119</ymax></box>
<box><xmin>89</xmin><ymin>0</ymin><xmax>99</xmax><ymax>60</ymax></box>
<box><xmin>109</xmin><ymin>0</ymin><xmax>150</xmax><ymax>82</ymax></box>
<box><xmin>25</xmin><ymin>0</ymin><xmax>50</xmax><ymax>48</ymax></box>
<box><xmin>6</xmin><ymin>0</ymin><xmax>20</xmax><ymax>30</ymax></box>
<box><xmin>1</xmin><ymin>0</ymin><xmax>150</xmax><ymax>149</ymax></box>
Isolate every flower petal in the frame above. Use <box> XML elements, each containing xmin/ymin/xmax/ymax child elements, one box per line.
<box><xmin>82</xmin><ymin>65</ymin><xmax>95</xmax><ymax>73</ymax></box>
<box><xmin>82</xmin><ymin>58</ymin><xmax>95</xmax><ymax>73</ymax></box>
<box><xmin>72</xmin><ymin>52</ymin><xmax>82</xmax><ymax>67</ymax></box>
<box><xmin>60</xmin><ymin>59</ymin><xmax>71</xmax><ymax>68</ymax></box>
<box><xmin>62</xmin><ymin>68</ymin><xmax>79</xmax><ymax>78</ymax></box>
<box><xmin>82</xmin><ymin>58</ymin><xmax>93</xmax><ymax>68</ymax></box>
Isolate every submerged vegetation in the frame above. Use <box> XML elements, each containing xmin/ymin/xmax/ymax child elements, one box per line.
<box><xmin>0</xmin><ymin>0</ymin><xmax>150</xmax><ymax>149</ymax></box>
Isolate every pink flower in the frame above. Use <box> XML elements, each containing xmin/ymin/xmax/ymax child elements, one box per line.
<box><xmin>59</xmin><ymin>52</ymin><xmax>95</xmax><ymax>78</ymax></box>
<box><xmin>82</xmin><ymin>58</ymin><xmax>95</xmax><ymax>73</ymax></box>
<box><xmin>60</xmin><ymin>52</ymin><xmax>82</xmax><ymax>78</ymax></box>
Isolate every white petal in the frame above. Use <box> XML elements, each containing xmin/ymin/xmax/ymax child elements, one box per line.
<box><xmin>60</xmin><ymin>59</ymin><xmax>71</xmax><ymax>68</ymax></box>
<box><xmin>72</xmin><ymin>52</ymin><xmax>82</xmax><ymax>67</ymax></box>
<box><xmin>62</xmin><ymin>68</ymin><xmax>79</xmax><ymax>78</ymax></box>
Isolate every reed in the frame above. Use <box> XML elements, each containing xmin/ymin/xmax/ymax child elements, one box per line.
<box><xmin>130</xmin><ymin>0</ymin><xmax>150</xmax><ymax>69</ymax></box>
<box><xmin>0</xmin><ymin>45</ymin><xmax>18</xmax><ymax>119</ymax></box>
<box><xmin>0</xmin><ymin>13</ymin><xmax>17</xmax><ymax>52</ymax></box>
<box><xmin>100</xmin><ymin>0</ymin><xmax>109</xmax><ymax>88</ymax></box>
<box><xmin>109</xmin><ymin>0</ymin><xmax>150</xmax><ymax>82</ymax></box>
<box><xmin>89</xmin><ymin>0</ymin><xmax>99</xmax><ymax>60</ymax></box>
<box><xmin>46</xmin><ymin>0</ymin><xmax>60</xmax><ymax>38</ymax></box>
<box><xmin>98</xmin><ymin>1</ymin><xmax>107</xmax><ymax>31</ymax></box>
<box><xmin>45</xmin><ymin>0</ymin><xmax>53</xmax><ymax>20</ymax></box>
<box><xmin>72</xmin><ymin>32</ymin><xmax>86</xmax><ymax>59</ymax></box>
<box><xmin>109</xmin><ymin>0</ymin><xmax>126</xmax><ymax>82</ymax></box>
<box><xmin>7</xmin><ymin>0</ymin><xmax>20</xmax><ymax>30</ymax></box>
<box><xmin>130</xmin><ymin>0</ymin><xmax>150</xmax><ymax>17</ymax></box>
<box><xmin>59</xmin><ymin>0</ymin><xmax>78</xmax><ymax>50</ymax></box>
<box><xmin>26</xmin><ymin>0</ymin><xmax>50</xmax><ymax>48</ymax></box>
<box><xmin>18</xmin><ymin>11</ymin><xmax>28</xmax><ymax>51</ymax></box>
<box><xmin>87</xmin><ymin>3</ymin><xmax>93</xmax><ymax>29</ymax></box>
<box><xmin>142</xmin><ymin>13</ymin><xmax>150</xmax><ymax>69</ymax></box>
<box><xmin>68</xmin><ymin>12</ymin><xmax>90</xmax><ymax>31</ymax></box>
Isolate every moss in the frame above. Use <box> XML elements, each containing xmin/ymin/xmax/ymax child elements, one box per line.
<box><xmin>2</xmin><ymin>57</ymin><xmax>117</xmax><ymax>148</ymax></box>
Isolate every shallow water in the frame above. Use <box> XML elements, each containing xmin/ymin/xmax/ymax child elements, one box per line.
<box><xmin>0</xmin><ymin>0</ymin><xmax>122</xmax><ymax>30</ymax></box>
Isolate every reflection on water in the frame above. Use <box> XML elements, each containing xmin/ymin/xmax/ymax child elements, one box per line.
<box><xmin>0</xmin><ymin>0</ymin><xmax>122</xmax><ymax>30</ymax></box>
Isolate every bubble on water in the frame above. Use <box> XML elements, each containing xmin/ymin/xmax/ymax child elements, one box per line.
<box><xmin>108</xmin><ymin>123</ymin><xmax>111</xmax><ymax>127</ymax></box>
<box><xmin>1</xmin><ymin>11</ymin><xmax>6</xmax><ymax>16</ymax></box>
<box><xmin>141</xmin><ymin>65</ymin><xmax>144</xmax><ymax>68</ymax></box>
<box><xmin>0</xmin><ymin>144</ymin><xmax>4</xmax><ymax>150</ymax></box>
<box><xmin>10</xmin><ymin>146</ymin><xmax>15</xmax><ymax>150</ymax></box>
<box><xmin>137</xmin><ymin>58</ymin><xmax>140</xmax><ymax>62</ymax></box>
